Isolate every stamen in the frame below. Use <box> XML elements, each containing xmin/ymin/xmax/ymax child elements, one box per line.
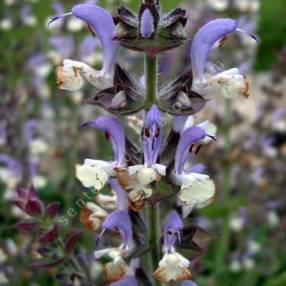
<box><xmin>48</xmin><ymin>12</ymin><xmax>72</xmax><ymax>26</ymax></box>
<box><xmin>236</xmin><ymin>28</ymin><xmax>259</xmax><ymax>42</ymax></box>
<box><xmin>207</xmin><ymin>134</ymin><xmax>217</xmax><ymax>141</ymax></box>
<box><xmin>95</xmin><ymin>228</ymin><xmax>106</xmax><ymax>247</ymax></box>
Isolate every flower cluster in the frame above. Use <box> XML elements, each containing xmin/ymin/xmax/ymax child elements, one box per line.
<box><xmin>48</xmin><ymin>0</ymin><xmax>257</xmax><ymax>284</ymax></box>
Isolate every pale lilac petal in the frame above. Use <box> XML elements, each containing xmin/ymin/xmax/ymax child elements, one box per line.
<box><xmin>80</xmin><ymin>35</ymin><xmax>100</xmax><ymax>59</ymax></box>
<box><xmin>102</xmin><ymin>210</ymin><xmax>132</xmax><ymax>247</ymax></box>
<box><xmin>49</xmin><ymin>36</ymin><xmax>75</xmax><ymax>58</ymax></box>
<box><xmin>110</xmin><ymin>275</ymin><xmax>138</xmax><ymax>286</ymax></box>
<box><xmin>181</xmin><ymin>280</ymin><xmax>198</xmax><ymax>286</ymax></box>
<box><xmin>172</xmin><ymin>116</ymin><xmax>188</xmax><ymax>133</ymax></box>
<box><xmin>81</xmin><ymin>116</ymin><xmax>125</xmax><ymax>165</ymax></box>
<box><xmin>109</xmin><ymin>178</ymin><xmax>128</xmax><ymax>211</ymax></box>
<box><xmin>0</xmin><ymin>154</ymin><xmax>22</xmax><ymax>180</ymax></box>
<box><xmin>140</xmin><ymin>9</ymin><xmax>154</xmax><ymax>38</ymax></box>
<box><xmin>23</xmin><ymin>120</ymin><xmax>37</xmax><ymax>142</ymax></box>
<box><xmin>163</xmin><ymin>210</ymin><xmax>183</xmax><ymax>251</ymax></box>
<box><xmin>175</xmin><ymin>127</ymin><xmax>206</xmax><ymax>174</ymax></box>
<box><xmin>52</xmin><ymin>2</ymin><xmax>65</xmax><ymax>15</ymax></box>
<box><xmin>143</xmin><ymin>105</ymin><xmax>161</xmax><ymax>166</ymax></box>
<box><xmin>188</xmin><ymin>163</ymin><xmax>205</xmax><ymax>174</ymax></box>
<box><xmin>190</xmin><ymin>19</ymin><xmax>237</xmax><ymax>81</ymax></box>
<box><xmin>72</xmin><ymin>4</ymin><xmax>118</xmax><ymax>74</ymax></box>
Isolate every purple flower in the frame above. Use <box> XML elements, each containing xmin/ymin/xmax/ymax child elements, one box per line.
<box><xmin>190</xmin><ymin>19</ymin><xmax>257</xmax><ymax>98</ymax></box>
<box><xmin>153</xmin><ymin>211</ymin><xmax>193</xmax><ymax>282</ymax></box>
<box><xmin>126</xmin><ymin>106</ymin><xmax>166</xmax><ymax>197</ymax></box>
<box><xmin>72</xmin><ymin>4</ymin><xmax>117</xmax><ymax>74</ymax></box>
<box><xmin>190</xmin><ymin>19</ymin><xmax>238</xmax><ymax>81</ymax></box>
<box><xmin>51</xmin><ymin>4</ymin><xmax>118</xmax><ymax>91</ymax></box>
<box><xmin>163</xmin><ymin>210</ymin><xmax>183</xmax><ymax>252</ymax></box>
<box><xmin>171</xmin><ymin>126</ymin><xmax>216</xmax><ymax>215</ymax></box>
<box><xmin>0</xmin><ymin>154</ymin><xmax>22</xmax><ymax>180</ymax></box>
<box><xmin>23</xmin><ymin>120</ymin><xmax>37</xmax><ymax>143</ymax></box>
<box><xmin>76</xmin><ymin>116</ymin><xmax>125</xmax><ymax>190</ymax></box>
<box><xmin>101</xmin><ymin>210</ymin><xmax>133</xmax><ymax>248</ymax></box>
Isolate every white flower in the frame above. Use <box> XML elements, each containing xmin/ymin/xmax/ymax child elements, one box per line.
<box><xmin>229</xmin><ymin>216</ymin><xmax>244</xmax><ymax>232</ymax></box>
<box><xmin>32</xmin><ymin>175</ymin><xmax>47</xmax><ymax>189</ymax></box>
<box><xmin>30</xmin><ymin>138</ymin><xmax>48</xmax><ymax>155</ymax></box>
<box><xmin>153</xmin><ymin>252</ymin><xmax>192</xmax><ymax>282</ymax></box>
<box><xmin>76</xmin><ymin>160</ymin><xmax>113</xmax><ymax>190</ymax></box>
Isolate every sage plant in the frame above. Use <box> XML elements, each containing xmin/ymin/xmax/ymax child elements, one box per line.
<box><xmin>48</xmin><ymin>1</ymin><xmax>257</xmax><ymax>285</ymax></box>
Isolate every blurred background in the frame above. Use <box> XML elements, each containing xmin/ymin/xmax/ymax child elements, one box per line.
<box><xmin>0</xmin><ymin>0</ymin><xmax>286</xmax><ymax>285</ymax></box>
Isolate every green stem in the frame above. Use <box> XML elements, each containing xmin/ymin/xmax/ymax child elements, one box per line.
<box><xmin>147</xmin><ymin>203</ymin><xmax>161</xmax><ymax>286</ymax></box>
<box><xmin>145</xmin><ymin>55</ymin><xmax>157</xmax><ymax>107</ymax></box>
<box><xmin>215</xmin><ymin>98</ymin><xmax>232</xmax><ymax>279</ymax></box>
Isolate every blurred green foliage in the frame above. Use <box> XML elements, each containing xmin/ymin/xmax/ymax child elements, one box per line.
<box><xmin>255</xmin><ymin>0</ymin><xmax>286</xmax><ymax>70</ymax></box>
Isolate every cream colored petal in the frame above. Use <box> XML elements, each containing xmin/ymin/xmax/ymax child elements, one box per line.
<box><xmin>86</xmin><ymin>202</ymin><xmax>108</xmax><ymax>218</ymax></box>
<box><xmin>153</xmin><ymin>253</ymin><xmax>192</xmax><ymax>282</ymax></box>
<box><xmin>179</xmin><ymin>177</ymin><xmax>215</xmax><ymax>209</ymax></box>
<box><xmin>208</xmin><ymin>68</ymin><xmax>249</xmax><ymax>99</ymax></box>
<box><xmin>75</xmin><ymin>164</ymin><xmax>108</xmax><ymax>190</ymax></box>
<box><xmin>154</xmin><ymin>164</ymin><xmax>167</xmax><ymax>176</ymax></box>
<box><xmin>56</xmin><ymin>64</ymin><xmax>83</xmax><ymax>91</ymax></box>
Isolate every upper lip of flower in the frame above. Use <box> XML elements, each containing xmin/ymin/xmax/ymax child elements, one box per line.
<box><xmin>163</xmin><ymin>210</ymin><xmax>184</xmax><ymax>252</ymax></box>
<box><xmin>81</xmin><ymin>115</ymin><xmax>125</xmax><ymax>166</ymax></box>
<box><xmin>174</xmin><ymin>126</ymin><xmax>207</xmax><ymax>174</ymax></box>
<box><xmin>143</xmin><ymin>105</ymin><xmax>162</xmax><ymax>167</ymax></box>
<box><xmin>101</xmin><ymin>210</ymin><xmax>133</xmax><ymax>249</ymax></box>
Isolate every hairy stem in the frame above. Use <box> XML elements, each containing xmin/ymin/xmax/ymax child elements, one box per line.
<box><xmin>145</xmin><ymin>55</ymin><xmax>157</xmax><ymax>107</ymax></box>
